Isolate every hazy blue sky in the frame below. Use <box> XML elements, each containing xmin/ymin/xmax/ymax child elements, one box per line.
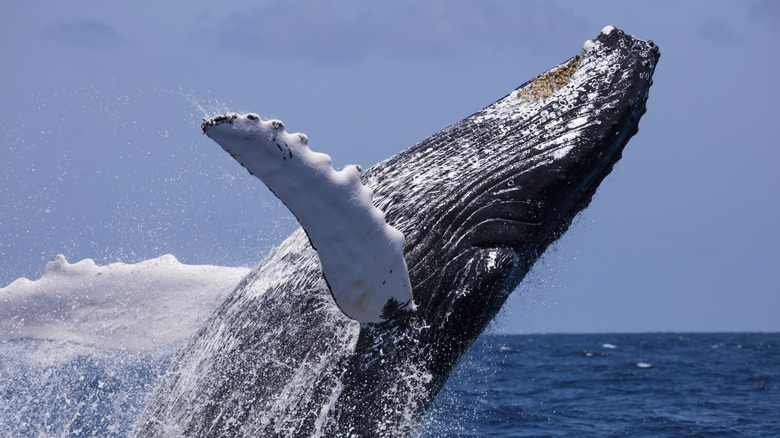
<box><xmin>2</xmin><ymin>1</ymin><xmax>778</xmax><ymax>333</ymax></box>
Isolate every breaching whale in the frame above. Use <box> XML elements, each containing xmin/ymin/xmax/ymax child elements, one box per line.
<box><xmin>134</xmin><ymin>26</ymin><xmax>659</xmax><ymax>437</ymax></box>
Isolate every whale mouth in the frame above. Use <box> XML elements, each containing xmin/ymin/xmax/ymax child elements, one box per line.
<box><xmin>454</xmin><ymin>202</ymin><xmax>542</xmax><ymax>252</ymax></box>
<box><xmin>463</xmin><ymin>218</ymin><xmax>541</xmax><ymax>251</ymax></box>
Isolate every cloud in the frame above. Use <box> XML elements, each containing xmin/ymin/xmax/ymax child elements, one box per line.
<box><xmin>750</xmin><ymin>0</ymin><xmax>780</xmax><ymax>22</ymax></box>
<box><xmin>697</xmin><ymin>18</ymin><xmax>743</xmax><ymax>45</ymax></box>
<box><xmin>749</xmin><ymin>0</ymin><xmax>780</xmax><ymax>32</ymax></box>
<box><xmin>42</xmin><ymin>19</ymin><xmax>124</xmax><ymax>49</ymax></box>
<box><xmin>211</xmin><ymin>0</ymin><xmax>587</xmax><ymax>61</ymax></box>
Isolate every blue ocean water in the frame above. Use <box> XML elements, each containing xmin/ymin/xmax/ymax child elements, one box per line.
<box><xmin>422</xmin><ymin>333</ymin><xmax>780</xmax><ymax>437</ymax></box>
<box><xmin>1</xmin><ymin>333</ymin><xmax>777</xmax><ymax>437</ymax></box>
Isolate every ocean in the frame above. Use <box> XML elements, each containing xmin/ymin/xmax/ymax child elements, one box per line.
<box><xmin>1</xmin><ymin>333</ymin><xmax>777</xmax><ymax>437</ymax></box>
<box><xmin>422</xmin><ymin>333</ymin><xmax>780</xmax><ymax>437</ymax></box>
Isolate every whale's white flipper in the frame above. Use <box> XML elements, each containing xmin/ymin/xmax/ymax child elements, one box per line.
<box><xmin>202</xmin><ymin>113</ymin><xmax>414</xmax><ymax>324</ymax></box>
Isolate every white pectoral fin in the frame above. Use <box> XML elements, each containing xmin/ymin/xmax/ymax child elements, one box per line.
<box><xmin>324</xmin><ymin>246</ymin><xmax>414</xmax><ymax>324</ymax></box>
<box><xmin>203</xmin><ymin>113</ymin><xmax>414</xmax><ymax>324</ymax></box>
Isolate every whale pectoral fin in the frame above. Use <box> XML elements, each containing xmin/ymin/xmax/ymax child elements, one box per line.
<box><xmin>203</xmin><ymin>112</ymin><xmax>413</xmax><ymax>325</ymax></box>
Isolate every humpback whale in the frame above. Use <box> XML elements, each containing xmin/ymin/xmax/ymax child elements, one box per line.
<box><xmin>135</xmin><ymin>26</ymin><xmax>659</xmax><ymax>437</ymax></box>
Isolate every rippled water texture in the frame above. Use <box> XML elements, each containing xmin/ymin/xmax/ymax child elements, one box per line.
<box><xmin>423</xmin><ymin>333</ymin><xmax>780</xmax><ymax>437</ymax></box>
<box><xmin>2</xmin><ymin>333</ymin><xmax>777</xmax><ymax>437</ymax></box>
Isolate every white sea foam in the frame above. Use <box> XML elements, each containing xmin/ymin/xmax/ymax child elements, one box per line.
<box><xmin>0</xmin><ymin>254</ymin><xmax>249</xmax><ymax>352</ymax></box>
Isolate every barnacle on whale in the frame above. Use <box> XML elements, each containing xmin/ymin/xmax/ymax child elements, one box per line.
<box><xmin>517</xmin><ymin>54</ymin><xmax>581</xmax><ymax>101</ymax></box>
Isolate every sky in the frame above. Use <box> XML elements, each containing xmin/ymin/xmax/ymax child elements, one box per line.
<box><xmin>1</xmin><ymin>0</ymin><xmax>778</xmax><ymax>334</ymax></box>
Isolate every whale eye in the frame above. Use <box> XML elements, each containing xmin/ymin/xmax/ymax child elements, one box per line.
<box><xmin>247</xmin><ymin>114</ymin><xmax>259</xmax><ymax>120</ymax></box>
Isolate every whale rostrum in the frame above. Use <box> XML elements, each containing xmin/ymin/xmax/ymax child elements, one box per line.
<box><xmin>134</xmin><ymin>26</ymin><xmax>659</xmax><ymax>437</ymax></box>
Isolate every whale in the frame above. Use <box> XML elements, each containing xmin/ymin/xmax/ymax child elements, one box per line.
<box><xmin>134</xmin><ymin>26</ymin><xmax>659</xmax><ymax>437</ymax></box>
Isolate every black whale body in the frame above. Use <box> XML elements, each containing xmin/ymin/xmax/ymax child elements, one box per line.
<box><xmin>135</xmin><ymin>27</ymin><xmax>659</xmax><ymax>437</ymax></box>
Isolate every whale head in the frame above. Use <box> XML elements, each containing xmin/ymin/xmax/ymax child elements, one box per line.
<box><xmin>363</xmin><ymin>26</ymin><xmax>659</xmax><ymax>369</ymax></box>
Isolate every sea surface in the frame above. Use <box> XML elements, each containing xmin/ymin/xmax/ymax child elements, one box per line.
<box><xmin>421</xmin><ymin>333</ymin><xmax>780</xmax><ymax>437</ymax></box>
<box><xmin>1</xmin><ymin>333</ymin><xmax>777</xmax><ymax>437</ymax></box>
